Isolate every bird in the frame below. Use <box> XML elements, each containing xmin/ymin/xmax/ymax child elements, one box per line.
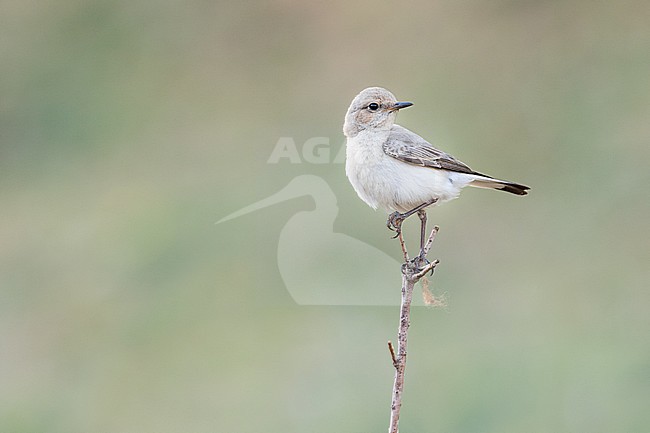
<box><xmin>343</xmin><ymin>86</ymin><xmax>530</xmax><ymax>260</ymax></box>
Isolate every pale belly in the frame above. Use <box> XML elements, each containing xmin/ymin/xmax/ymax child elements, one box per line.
<box><xmin>346</xmin><ymin>150</ymin><xmax>472</xmax><ymax>213</ymax></box>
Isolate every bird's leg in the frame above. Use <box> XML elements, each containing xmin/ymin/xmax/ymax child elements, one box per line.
<box><xmin>386</xmin><ymin>198</ymin><xmax>439</xmax><ymax>239</ymax></box>
<box><xmin>414</xmin><ymin>209</ymin><xmax>431</xmax><ymax>270</ymax></box>
<box><xmin>417</xmin><ymin>209</ymin><xmax>427</xmax><ymax>256</ymax></box>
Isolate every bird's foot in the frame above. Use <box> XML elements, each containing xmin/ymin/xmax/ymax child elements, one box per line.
<box><xmin>414</xmin><ymin>251</ymin><xmax>435</xmax><ymax>276</ymax></box>
<box><xmin>387</xmin><ymin>212</ymin><xmax>405</xmax><ymax>238</ymax></box>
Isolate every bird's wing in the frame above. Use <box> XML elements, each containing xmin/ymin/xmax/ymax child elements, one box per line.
<box><xmin>383</xmin><ymin>125</ymin><xmax>483</xmax><ymax>175</ymax></box>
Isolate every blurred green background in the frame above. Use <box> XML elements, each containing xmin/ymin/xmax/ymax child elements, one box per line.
<box><xmin>2</xmin><ymin>1</ymin><xmax>649</xmax><ymax>432</ymax></box>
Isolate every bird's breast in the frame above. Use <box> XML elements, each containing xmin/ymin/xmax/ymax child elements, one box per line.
<box><xmin>346</xmin><ymin>134</ymin><xmax>468</xmax><ymax>212</ymax></box>
<box><xmin>345</xmin><ymin>133</ymin><xmax>391</xmax><ymax>210</ymax></box>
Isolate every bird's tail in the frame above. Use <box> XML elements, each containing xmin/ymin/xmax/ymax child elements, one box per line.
<box><xmin>469</xmin><ymin>175</ymin><xmax>530</xmax><ymax>196</ymax></box>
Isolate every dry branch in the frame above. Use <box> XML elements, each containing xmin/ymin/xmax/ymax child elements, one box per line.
<box><xmin>388</xmin><ymin>226</ymin><xmax>439</xmax><ymax>433</ymax></box>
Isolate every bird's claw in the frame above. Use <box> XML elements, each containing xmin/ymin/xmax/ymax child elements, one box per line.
<box><xmin>414</xmin><ymin>252</ymin><xmax>434</xmax><ymax>275</ymax></box>
<box><xmin>387</xmin><ymin>212</ymin><xmax>405</xmax><ymax>238</ymax></box>
<box><xmin>414</xmin><ymin>253</ymin><xmax>428</xmax><ymax>269</ymax></box>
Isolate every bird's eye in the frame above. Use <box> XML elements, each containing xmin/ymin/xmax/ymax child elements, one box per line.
<box><xmin>368</xmin><ymin>103</ymin><xmax>380</xmax><ymax>111</ymax></box>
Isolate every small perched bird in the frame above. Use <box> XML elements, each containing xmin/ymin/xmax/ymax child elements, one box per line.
<box><xmin>343</xmin><ymin>87</ymin><xmax>530</xmax><ymax>257</ymax></box>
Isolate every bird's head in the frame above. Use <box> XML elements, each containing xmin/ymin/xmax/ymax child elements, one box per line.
<box><xmin>343</xmin><ymin>87</ymin><xmax>413</xmax><ymax>138</ymax></box>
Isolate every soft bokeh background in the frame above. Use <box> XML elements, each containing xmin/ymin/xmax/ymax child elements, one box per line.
<box><xmin>2</xmin><ymin>1</ymin><xmax>649</xmax><ymax>432</ymax></box>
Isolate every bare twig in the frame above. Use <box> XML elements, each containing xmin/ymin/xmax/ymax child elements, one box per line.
<box><xmin>388</xmin><ymin>228</ymin><xmax>439</xmax><ymax>433</ymax></box>
<box><xmin>422</xmin><ymin>226</ymin><xmax>439</xmax><ymax>256</ymax></box>
<box><xmin>413</xmin><ymin>259</ymin><xmax>440</xmax><ymax>280</ymax></box>
<box><xmin>387</xmin><ymin>341</ymin><xmax>397</xmax><ymax>368</ymax></box>
<box><xmin>397</xmin><ymin>230</ymin><xmax>409</xmax><ymax>263</ymax></box>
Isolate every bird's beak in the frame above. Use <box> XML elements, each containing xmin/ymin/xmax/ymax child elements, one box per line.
<box><xmin>389</xmin><ymin>101</ymin><xmax>414</xmax><ymax>111</ymax></box>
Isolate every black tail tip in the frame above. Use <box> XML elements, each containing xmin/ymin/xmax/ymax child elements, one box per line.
<box><xmin>499</xmin><ymin>183</ymin><xmax>531</xmax><ymax>196</ymax></box>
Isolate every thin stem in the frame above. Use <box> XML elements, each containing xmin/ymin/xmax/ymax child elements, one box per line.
<box><xmin>388</xmin><ymin>234</ymin><xmax>439</xmax><ymax>433</ymax></box>
<box><xmin>397</xmin><ymin>230</ymin><xmax>409</xmax><ymax>263</ymax></box>
<box><xmin>388</xmin><ymin>270</ymin><xmax>415</xmax><ymax>433</ymax></box>
<box><xmin>422</xmin><ymin>226</ymin><xmax>439</xmax><ymax>256</ymax></box>
<box><xmin>387</xmin><ymin>341</ymin><xmax>398</xmax><ymax>367</ymax></box>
